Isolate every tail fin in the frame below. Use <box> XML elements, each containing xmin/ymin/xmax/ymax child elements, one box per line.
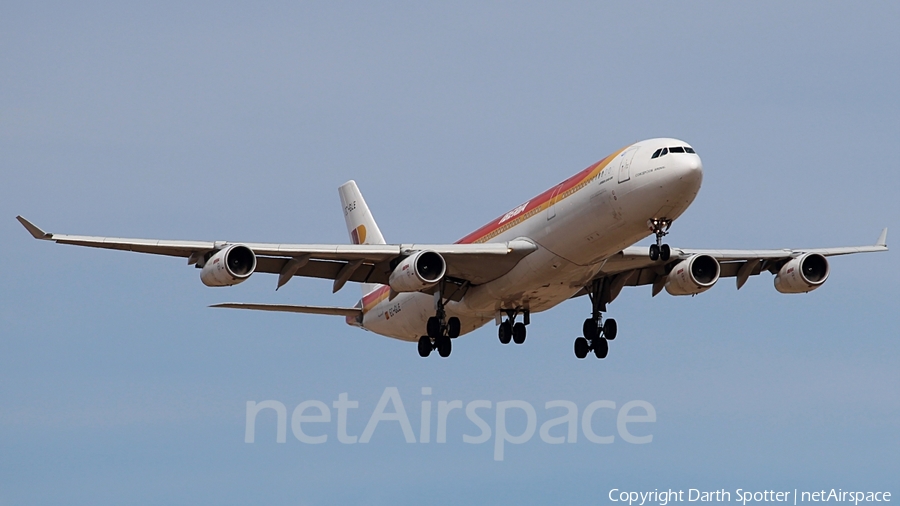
<box><xmin>338</xmin><ymin>181</ymin><xmax>386</xmax><ymax>295</ymax></box>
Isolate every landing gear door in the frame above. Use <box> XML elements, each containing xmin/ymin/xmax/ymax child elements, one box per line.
<box><xmin>617</xmin><ymin>147</ymin><xmax>638</xmax><ymax>183</ymax></box>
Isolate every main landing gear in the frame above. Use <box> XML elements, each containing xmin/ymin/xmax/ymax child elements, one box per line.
<box><xmin>497</xmin><ymin>309</ymin><xmax>529</xmax><ymax>345</ymax></box>
<box><xmin>418</xmin><ymin>334</ymin><xmax>453</xmax><ymax>358</ymax></box>
<box><xmin>418</xmin><ymin>288</ymin><xmax>460</xmax><ymax>358</ymax></box>
<box><xmin>574</xmin><ymin>279</ymin><xmax>618</xmax><ymax>359</ymax></box>
<box><xmin>648</xmin><ymin>218</ymin><xmax>672</xmax><ymax>262</ymax></box>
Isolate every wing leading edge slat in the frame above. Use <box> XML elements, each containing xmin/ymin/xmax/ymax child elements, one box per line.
<box><xmin>16</xmin><ymin>216</ymin><xmax>538</xmax><ymax>289</ymax></box>
<box><xmin>576</xmin><ymin>229</ymin><xmax>887</xmax><ymax>302</ymax></box>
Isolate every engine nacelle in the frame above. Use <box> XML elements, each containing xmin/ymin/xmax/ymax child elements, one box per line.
<box><xmin>200</xmin><ymin>244</ymin><xmax>257</xmax><ymax>287</ymax></box>
<box><xmin>665</xmin><ymin>254</ymin><xmax>721</xmax><ymax>296</ymax></box>
<box><xmin>388</xmin><ymin>250</ymin><xmax>446</xmax><ymax>293</ymax></box>
<box><xmin>774</xmin><ymin>253</ymin><xmax>829</xmax><ymax>294</ymax></box>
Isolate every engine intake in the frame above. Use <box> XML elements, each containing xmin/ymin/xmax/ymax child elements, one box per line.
<box><xmin>389</xmin><ymin>250</ymin><xmax>446</xmax><ymax>292</ymax></box>
<box><xmin>200</xmin><ymin>244</ymin><xmax>257</xmax><ymax>287</ymax></box>
<box><xmin>665</xmin><ymin>254</ymin><xmax>721</xmax><ymax>296</ymax></box>
<box><xmin>774</xmin><ymin>253</ymin><xmax>829</xmax><ymax>294</ymax></box>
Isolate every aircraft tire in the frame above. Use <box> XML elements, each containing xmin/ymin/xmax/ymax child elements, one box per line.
<box><xmin>603</xmin><ymin>318</ymin><xmax>617</xmax><ymax>341</ymax></box>
<box><xmin>574</xmin><ymin>337</ymin><xmax>589</xmax><ymax>359</ymax></box>
<box><xmin>447</xmin><ymin>317</ymin><xmax>461</xmax><ymax>338</ymax></box>
<box><xmin>437</xmin><ymin>336</ymin><xmax>452</xmax><ymax>357</ymax></box>
<box><xmin>418</xmin><ymin>336</ymin><xmax>432</xmax><ymax>357</ymax></box>
<box><xmin>426</xmin><ymin>317</ymin><xmax>442</xmax><ymax>339</ymax></box>
<box><xmin>498</xmin><ymin>321</ymin><xmax>512</xmax><ymax>344</ymax></box>
<box><xmin>660</xmin><ymin>244</ymin><xmax>671</xmax><ymax>261</ymax></box>
<box><xmin>512</xmin><ymin>322</ymin><xmax>526</xmax><ymax>344</ymax></box>
<box><xmin>649</xmin><ymin>244</ymin><xmax>660</xmax><ymax>261</ymax></box>
<box><xmin>593</xmin><ymin>337</ymin><xmax>609</xmax><ymax>359</ymax></box>
<box><xmin>583</xmin><ymin>318</ymin><xmax>598</xmax><ymax>341</ymax></box>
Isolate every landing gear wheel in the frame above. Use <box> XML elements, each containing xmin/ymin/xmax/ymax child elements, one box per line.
<box><xmin>437</xmin><ymin>336</ymin><xmax>452</xmax><ymax>357</ymax></box>
<box><xmin>649</xmin><ymin>244</ymin><xmax>660</xmax><ymax>261</ymax></box>
<box><xmin>426</xmin><ymin>317</ymin><xmax>442</xmax><ymax>339</ymax></box>
<box><xmin>603</xmin><ymin>318</ymin><xmax>617</xmax><ymax>341</ymax></box>
<box><xmin>512</xmin><ymin>322</ymin><xmax>527</xmax><ymax>344</ymax></box>
<box><xmin>447</xmin><ymin>317</ymin><xmax>461</xmax><ymax>338</ymax></box>
<box><xmin>583</xmin><ymin>318</ymin><xmax>599</xmax><ymax>341</ymax></box>
<box><xmin>417</xmin><ymin>336</ymin><xmax>432</xmax><ymax>357</ymax></box>
<box><xmin>593</xmin><ymin>337</ymin><xmax>609</xmax><ymax>359</ymax></box>
<box><xmin>574</xmin><ymin>337</ymin><xmax>589</xmax><ymax>359</ymax></box>
<box><xmin>498</xmin><ymin>320</ymin><xmax>512</xmax><ymax>344</ymax></box>
<box><xmin>660</xmin><ymin>244</ymin><xmax>671</xmax><ymax>261</ymax></box>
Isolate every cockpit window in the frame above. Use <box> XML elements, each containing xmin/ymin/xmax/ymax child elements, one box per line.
<box><xmin>653</xmin><ymin>146</ymin><xmax>694</xmax><ymax>158</ymax></box>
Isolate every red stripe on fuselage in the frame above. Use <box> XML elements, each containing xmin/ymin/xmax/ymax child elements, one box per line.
<box><xmin>362</xmin><ymin>286</ymin><xmax>390</xmax><ymax>312</ymax></box>
<box><xmin>360</xmin><ymin>146</ymin><xmax>627</xmax><ymax>314</ymax></box>
<box><xmin>456</xmin><ymin>149</ymin><xmax>622</xmax><ymax>244</ymax></box>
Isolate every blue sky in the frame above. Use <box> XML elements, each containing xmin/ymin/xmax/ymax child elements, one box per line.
<box><xmin>1</xmin><ymin>2</ymin><xmax>898</xmax><ymax>505</ymax></box>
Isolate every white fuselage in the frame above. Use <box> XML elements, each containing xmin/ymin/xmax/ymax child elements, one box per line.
<box><xmin>359</xmin><ymin>138</ymin><xmax>704</xmax><ymax>341</ymax></box>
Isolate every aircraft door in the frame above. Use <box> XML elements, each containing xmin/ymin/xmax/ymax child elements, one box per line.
<box><xmin>547</xmin><ymin>184</ymin><xmax>562</xmax><ymax>220</ymax></box>
<box><xmin>617</xmin><ymin>147</ymin><xmax>638</xmax><ymax>183</ymax></box>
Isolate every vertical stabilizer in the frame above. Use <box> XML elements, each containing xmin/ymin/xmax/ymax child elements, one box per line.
<box><xmin>338</xmin><ymin>181</ymin><xmax>386</xmax><ymax>295</ymax></box>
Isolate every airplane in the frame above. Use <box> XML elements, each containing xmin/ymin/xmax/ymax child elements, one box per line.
<box><xmin>17</xmin><ymin>138</ymin><xmax>888</xmax><ymax>360</ymax></box>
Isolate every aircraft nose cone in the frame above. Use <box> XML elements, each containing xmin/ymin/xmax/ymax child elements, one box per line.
<box><xmin>666</xmin><ymin>154</ymin><xmax>703</xmax><ymax>196</ymax></box>
<box><xmin>688</xmin><ymin>156</ymin><xmax>702</xmax><ymax>172</ymax></box>
<box><xmin>682</xmin><ymin>155</ymin><xmax>703</xmax><ymax>182</ymax></box>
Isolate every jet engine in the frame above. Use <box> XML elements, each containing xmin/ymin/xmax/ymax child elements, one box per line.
<box><xmin>200</xmin><ymin>245</ymin><xmax>257</xmax><ymax>287</ymax></box>
<box><xmin>389</xmin><ymin>250</ymin><xmax>446</xmax><ymax>292</ymax></box>
<box><xmin>665</xmin><ymin>254</ymin><xmax>721</xmax><ymax>296</ymax></box>
<box><xmin>774</xmin><ymin>253</ymin><xmax>829</xmax><ymax>293</ymax></box>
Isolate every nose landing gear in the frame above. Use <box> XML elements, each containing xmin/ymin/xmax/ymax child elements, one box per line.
<box><xmin>648</xmin><ymin>218</ymin><xmax>672</xmax><ymax>261</ymax></box>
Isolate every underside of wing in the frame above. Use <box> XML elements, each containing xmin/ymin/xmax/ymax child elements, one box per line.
<box><xmin>17</xmin><ymin>216</ymin><xmax>538</xmax><ymax>294</ymax></box>
<box><xmin>210</xmin><ymin>302</ymin><xmax>361</xmax><ymax>317</ymax></box>
<box><xmin>574</xmin><ymin>229</ymin><xmax>888</xmax><ymax>304</ymax></box>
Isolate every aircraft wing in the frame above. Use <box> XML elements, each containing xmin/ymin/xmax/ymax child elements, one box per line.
<box><xmin>574</xmin><ymin>228</ymin><xmax>888</xmax><ymax>302</ymax></box>
<box><xmin>209</xmin><ymin>303</ymin><xmax>362</xmax><ymax>317</ymax></box>
<box><xmin>16</xmin><ymin>216</ymin><xmax>537</xmax><ymax>294</ymax></box>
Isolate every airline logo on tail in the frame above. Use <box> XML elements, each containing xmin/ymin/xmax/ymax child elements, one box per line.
<box><xmin>350</xmin><ymin>225</ymin><xmax>367</xmax><ymax>245</ymax></box>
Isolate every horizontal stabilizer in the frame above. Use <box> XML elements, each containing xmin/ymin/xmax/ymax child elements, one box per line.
<box><xmin>210</xmin><ymin>302</ymin><xmax>361</xmax><ymax>317</ymax></box>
